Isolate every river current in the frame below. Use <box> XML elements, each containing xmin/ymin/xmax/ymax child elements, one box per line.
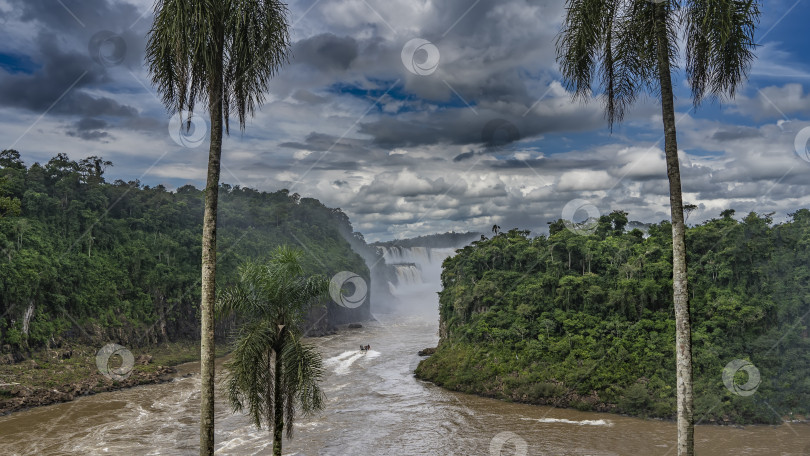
<box><xmin>0</xmin><ymin>313</ymin><xmax>808</xmax><ymax>455</ymax></box>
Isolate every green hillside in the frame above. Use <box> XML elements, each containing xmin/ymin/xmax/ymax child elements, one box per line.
<box><xmin>0</xmin><ymin>150</ymin><xmax>368</xmax><ymax>353</ymax></box>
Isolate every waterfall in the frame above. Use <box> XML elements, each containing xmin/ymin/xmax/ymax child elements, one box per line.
<box><xmin>21</xmin><ymin>300</ymin><xmax>34</xmax><ymax>336</ymax></box>
<box><xmin>378</xmin><ymin>246</ymin><xmax>458</xmax><ymax>313</ymax></box>
<box><xmin>394</xmin><ymin>264</ymin><xmax>422</xmax><ymax>285</ymax></box>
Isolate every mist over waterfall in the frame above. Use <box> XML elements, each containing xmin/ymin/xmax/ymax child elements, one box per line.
<box><xmin>377</xmin><ymin>245</ymin><xmax>460</xmax><ymax>318</ymax></box>
<box><xmin>393</xmin><ymin>264</ymin><xmax>422</xmax><ymax>285</ymax></box>
<box><xmin>340</xmin><ymin>230</ymin><xmax>480</xmax><ymax>318</ymax></box>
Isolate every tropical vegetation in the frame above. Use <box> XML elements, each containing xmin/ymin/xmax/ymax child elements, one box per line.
<box><xmin>416</xmin><ymin>210</ymin><xmax>810</xmax><ymax>426</ymax></box>
<box><xmin>217</xmin><ymin>246</ymin><xmax>328</xmax><ymax>456</ymax></box>
<box><xmin>0</xmin><ymin>151</ymin><xmax>367</xmax><ymax>352</ymax></box>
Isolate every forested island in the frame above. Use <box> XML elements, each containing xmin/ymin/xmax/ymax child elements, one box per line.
<box><xmin>416</xmin><ymin>211</ymin><xmax>810</xmax><ymax>424</ymax></box>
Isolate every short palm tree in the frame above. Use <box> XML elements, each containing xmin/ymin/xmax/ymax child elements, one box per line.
<box><xmin>217</xmin><ymin>246</ymin><xmax>329</xmax><ymax>456</ymax></box>
<box><xmin>556</xmin><ymin>1</ymin><xmax>760</xmax><ymax>455</ymax></box>
<box><xmin>145</xmin><ymin>2</ymin><xmax>291</xmax><ymax>454</ymax></box>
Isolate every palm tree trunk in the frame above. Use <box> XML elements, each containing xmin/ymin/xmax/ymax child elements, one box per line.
<box><xmin>199</xmin><ymin>28</ymin><xmax>225</xmax><ymax>456</ymax></box>
<box><xmin>273</xmin><ymin>344</ymin><xmax>285</xmax><ymax>456</ymax></box>
<box><xmin>654</xmin><ymin>5</ymin><xmax>694</xmax><ymax>456</ymax></box>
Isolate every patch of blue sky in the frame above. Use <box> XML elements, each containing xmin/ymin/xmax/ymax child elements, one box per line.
<box><xmin>0</xmin><ymin>52</ymin><xmax>39</xmax><ymax>74</ymax></box>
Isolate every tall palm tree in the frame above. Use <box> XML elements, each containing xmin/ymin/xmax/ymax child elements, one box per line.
<box><xmin>556</xmin><ymin>1</ymin><xmax>759</xmax><ymax>455</ymax></box>
<box><xmin>217</xmin><ymin>246</ymin><xmax>328</xmax><ymax>456</ymax></box>
<box><xmin>145</xmin><ymin>2</ymin><xmax>291</xmax><ymax>454</ymax></box>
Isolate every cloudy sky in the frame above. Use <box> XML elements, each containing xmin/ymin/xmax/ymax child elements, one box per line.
<box><xmin>1</xmin><ymin>0</ymin><xmax>809</xmax><ymax>241</ymax></box>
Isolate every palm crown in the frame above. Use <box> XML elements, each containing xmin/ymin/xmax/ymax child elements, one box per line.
<box><xmin>556</xmin><ymin>0</ymin><xmax>760</xmax><ymax>127</ymax></box>
<box><xmin>217</xmin><ymin>246</ymin><xmax>328</xmax><ymax>450</ymax></box>
<box><xmin>146</xmin><ymin>0</ymin><xmax>291</xmax><ymax>132</ymax></box>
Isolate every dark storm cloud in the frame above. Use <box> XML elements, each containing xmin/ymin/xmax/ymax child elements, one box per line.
<box><xmin>711</xmin><ymin>127</ymin><xmax>763</xmax><ymax>141</ymax></box>
<box><xmin>75</xmin><ymin>117</ymin><xmax>108</xmax><ymax>131</ymax></box>
<box><xmin>3</xmin><ymin>0</ymin><xmax>808</xmax><ymax>241</ymax></box>
<box><xmin>244</xmin><ymin>160</ymin><xmax>292</xmax><ymax>171</ymax></box>
<box><xmin>12</xmin><ymin>0</ymin><xmax>148</xmax><ymax>69</ymax></box>
<box><xmin>453</xmin><ymin>151</ymin><xmax>475</xmax><ymax>162</ymax></box>
<box><xmin>312</xmin><ymin>160</ymin><xmax>362</xmax><ymax>171</ymax></box>
<box><xmin>0</xmin><ymin>33</ymin><xmax>125</xmax><ymax>114</ymax></box>
<box><xmin>292</xmin><ymin>89</ymin><xmax>329</xmax><ymax>105</ymax></box>
<box><xmin>0</xmin><ymin>0</ymin><xmax>156</xmax><ymax>141</ymax></box>
<box><xmin>67</xmin><ymin>116</ymin><xmax>111</xmax><ymax>141</ymax></box>
<box><xmin>67</xmin><ymin>129</ymin><xmax>111</xmax><ymax>142</ymax></box>
<box><xmin>262</xmin><ymin>0</ymin><xmax>599</xmax><ymax>152</ymax></box>
<box><xmin>292</xmin><ymin>33</ymin><xmax>359</xmax><ymax>72</ymax></box>
<box><xmin>357</xmin><ymin>104</ymin><xmax>603</xmax><ymax>149</ymax></box>
<box><xmin>119</xmin><ymin>116</ymin><xmax>165</xmax><ymax>132</ymax></box>
<box><xmin>279</xmin><ymin>132</ymin><xmax>372</xmax><ymax>155</ymax></box>
<box><xmin>17</xmin><ymin>0</ymin><xmax>143</xmax><ymax>31</ymax></box>
<box><xmin>488</xmin><ymin>157</ymin><xmax>602</xmax><ymax>170</ymax></box>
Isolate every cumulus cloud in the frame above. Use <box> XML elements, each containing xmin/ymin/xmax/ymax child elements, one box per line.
<box><xmin>729</xmin><ymin>84</ymin><xmax>810</xmax><ymax>121</ymax></box>
<box><xmin>1</xmin><ymin>0</ymin><xmax>809</xmax><ymax>241</ymax></box>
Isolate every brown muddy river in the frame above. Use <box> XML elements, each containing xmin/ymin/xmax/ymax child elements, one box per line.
<box><xmin>0</xmin><ymin>314</ymin><xmax>808</xmax><ymax>455</ymax></box>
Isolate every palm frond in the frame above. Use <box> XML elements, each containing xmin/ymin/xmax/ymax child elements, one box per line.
<box><xmin>556</xmin><ymin>0</ymin><xmax>611</xmax><ymax>102</ymax></box>
<box><xmin>281</xmin><ymin>334</ymin><xmax>326</xmax><ymax>438</ymax></box>
<box><xmin>224</xmin><ymin>0</ymin><xmax>291</xmax><ymax>133</ymax></box>
<box><xmin>218</xmin><ymin>245</ymin><xmax>329</xmax><ymax>439</ymax></box>
<box><xmin>215</xmin><ymin>281</ymin><xmax>249</xmax><ymax>320</ymax></box>
<box><xmin>146</xmin><ymin>0</ymin><xmax>290</xmax><ymax>132</ymax></box>
<box><xmin>223</xmin><ymin>318</ymin><xmax>275</xmax><ymax>429</ymax></box>
<box><xmin>683</xmin><ymin>0</ymin><xmax>760</xmax><ymax>105</ymax></box>
<box><xmin>611</xmin><ymin>0</ymin><xmax>658</xmax><ymax>106</ymax></box>
<box><xmin>556</xmin><ymin>0</ymin><xmax>680</xmax><ymax>128</ymax></box>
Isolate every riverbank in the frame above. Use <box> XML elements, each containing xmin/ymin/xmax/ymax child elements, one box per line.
<box><xmin>414</xmin><ymin>344</ymin><xmax>622</xmax><ymax>414</ymax></box>
<box><xmin>414</xmin><ymin>343</ymin><xmax>809</xmax><ymax>426</ymax></box>
<box><xmin>0</xmin><ymin>340</ymin><xmax>228</xmax><ymax>416</ymax></box>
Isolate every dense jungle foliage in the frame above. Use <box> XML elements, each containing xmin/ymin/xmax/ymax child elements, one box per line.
<box><xmin>0</xmin><ymin>150</ymin><xmax>367</xmax><ymax>351</ymax></box>
<box><xmin>416</xmin><ymin>210</ymin><xmax>810</xmax><ymax>424</ymax></box>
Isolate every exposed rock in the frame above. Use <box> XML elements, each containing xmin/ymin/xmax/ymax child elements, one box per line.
<box><xmin>9</xmin><ymin>385</ymin><xmax>31</xmax><ymax>397</ymax></box>
<box><xmin>418</xmin><ymin>347</ymin><xmax>436</xmax><ymax>356</ymax></box>
<box><xmin>136</xmin><ymin>354</ymin><xmax>152</xmax><ymax>365</ymax></box>
<box><xmin>348</xmin><ymin>323</ymin><xmax>363</xmax><ymax>329</ymax></box>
